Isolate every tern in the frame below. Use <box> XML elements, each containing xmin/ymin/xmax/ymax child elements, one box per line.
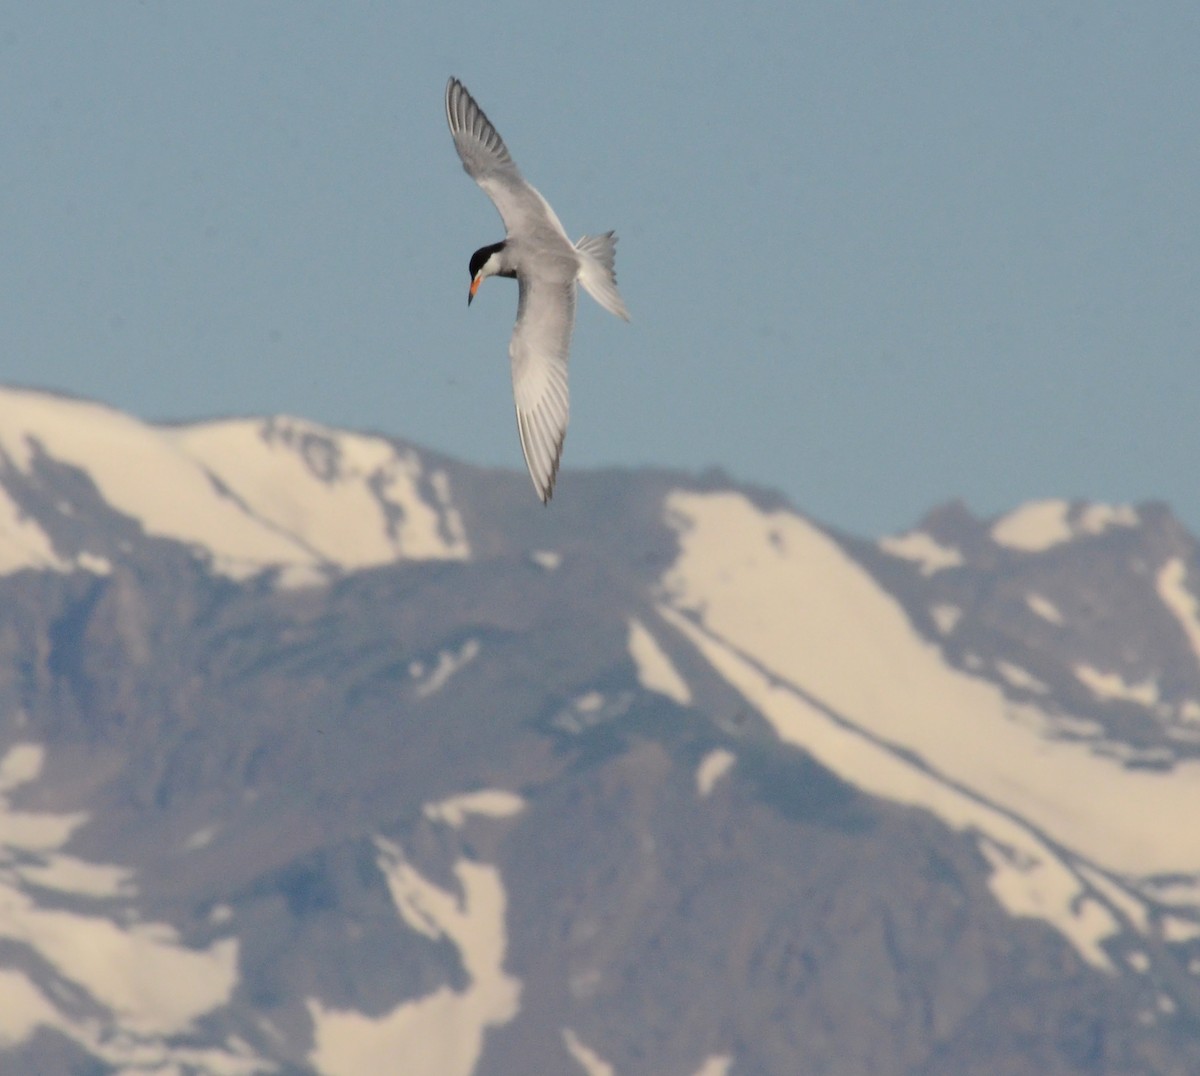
<box><xmin>445</xmin><ymin>77</ymin><xmax>629</xmax><ymax>504</ymax></box>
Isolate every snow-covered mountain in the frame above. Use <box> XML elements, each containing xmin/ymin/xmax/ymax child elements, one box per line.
<box><xmin>0</xmin><ymin>384</ymin><xmax>1199</xmax><ymax>1074</ymax></box>
<box><xmin>0</xmin><ymin>386</ymin><xmax>469</xmax><ymax>580</ymax></box>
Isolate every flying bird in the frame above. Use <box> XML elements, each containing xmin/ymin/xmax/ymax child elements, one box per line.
<box><xmin>445</xmin><ymin>77</ymin><xmax>630</xmax><ymax>504</ymax></box>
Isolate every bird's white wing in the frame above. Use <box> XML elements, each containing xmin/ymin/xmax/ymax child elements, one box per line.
<box><xmin>445</xmin><ymin>78</ymin><xmax>570</xmax><ymax>244</ymax></box>
<box><xmin>509</xmin><ymin>274</ymin><xmax>576</xmax><ymax>503</ymax></box>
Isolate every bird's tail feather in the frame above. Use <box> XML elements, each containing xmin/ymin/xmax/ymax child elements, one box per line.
<box><xmin>576</xmin><ymin>232</ymin><xmax>630</xmax><ymax>321</ymax></box>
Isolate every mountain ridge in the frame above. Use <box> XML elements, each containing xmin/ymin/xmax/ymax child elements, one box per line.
<box><xmin>0</xmin><ymin>384</ymin><xmax>1198</xmax><ymax>1073</ymax></box>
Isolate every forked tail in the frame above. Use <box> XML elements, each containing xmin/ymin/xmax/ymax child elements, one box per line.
<box><xmin>575</xmin><ymin>232</ymin><xmax>631</xmax><ymax>321</ymax></box>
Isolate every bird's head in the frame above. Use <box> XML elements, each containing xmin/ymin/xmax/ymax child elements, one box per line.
<box><xmin>467</xmin><ymin>241</ymin><xmax>508</xmax><ymax>305</ymax></box>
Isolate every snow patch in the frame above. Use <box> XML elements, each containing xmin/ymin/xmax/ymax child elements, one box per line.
<box><xmin>273</xmin><ymin>563</ymin><xmax>331</xmax><ymax>590</ymax></box>
<box><xmin>0</xmin><ymin>743</ymin><xmax>46</xmax><ymax>793</ymax></box>
<box><xmin>1163</xmin><ymin>917</ymin><xmax>1200</xmax><ymax>942</ymax></box>
<box><xmin>1078</xmin><ymin>503</ymin><xmax>1139</xmax><ymax>536</ymax></box>
<box><xmin>549</xmin><ymin>690</ymin><xmax>635</xmax><ymax>736</ymax></box>
<box><xmin>0</xmin><ymin>980</ymin><xmax>272</xmax><ymax>1074</ymax></box>
<box><xmin>183</xmin><ymin>825</ymin><xmax>218</xmax><ymax>852</ymax></box>
<box><xmin>0</xmin><ymin>807</ymin><xmax>85</xmax><ymax>853</ymax></box>
<box><xmin>411</xmin><ymin>639</ymin><xmax>480</xmax><ymax>698</ymax></box>
<box><xmin>0</xmin><ymin>744</ymin><xmax>244</xmax><ymax>1064</ymax></box>
<box><xmin>2</xmin><ymin>898</ymin><xmax>239</xmax><ymax>1035</ymax></box>
<box><xmin>0</xmin><ymin>968</ymin><xmax>61</xmax><ymax>1047</ymax></box>
<box><xmin>878</xmin><ymin>530</ymin><xmax>963</xmax><ymax>575</ymax></box>
<box><xmin>1158</xmin><ymin>559</ymin><xmax>1200</xmax><ymax>668</ymax></box>
<box><xmin>308</xmin><ymin>837</ymin><xmax>520</xmax><ymax>1076</ymax></box>
<box><xmin>428</xmin><ymin>469</ymin><xmax>470</xmax><ymax>556</ymax></box>
<box><xmin>563</xmin><ymin>1029</ymin><xmax>615</xmax><ymax>1076</ymax></box>
<box><xmin>576</xmin><ymin>692</ymin><xmax>605</xmax><ymax>713</ymax></box>
<box><xmin>15</xmin><ymin>854</ymin><xmax>133</xmax><ymax>899</ymax></box>
<box><xmin>991</xmin><ymin>500</ymin><xmax>1073</xmax><ymax>551</ymax></box>
<box><xmin>0</xmin><ymin>744</ymin><xmax>86</xmax><ymax>851</ymax></box>
<box><xmin>74</xmin><ymin>551</ymin><xmax>112</xmax><ymax>575</ymax></box>
<box><xmin>423</xmin><ymin>790</ymin><xmax>525</xmax><ymax>829</ymax></box>
<box><xmin>0</xmin><ymin>488</ymin><xmax>69</xmax><ymax>575</ymax></box>
<box><xmin>0</xmin><ymin>488</ymin><xmax>112</xmax><ymax>579</ymax></box>
<box><xmin>628</xmin><ymin>619</ymin><xmax>692</xmax><ymax>705</ymax></box>
<box><xmin>695</xmin><ymin>749</ymin><xmax>736</xmax><ymax>798</ymax></box>
<box><xmin>992</xmin><ymin>500</ymin><xmax>1139</xmax><ymax>552</ymax></box>
<box><xmin>1074</xmin><ymin>665</ymin><xmax>1160</xmax><ymax>708</ymax></box>
<box><xmin>995</xmin><ymin>661</ymin><xmax>1049</xmax><ymax>695</ymax></box>
<box><xmin>930</xmin><ymin>604</ymin><xmax>961</xmax><ymax>634</ymax></box>
<box><xmin>0</xmin><ymin>389</ymin><xmax>317</xmax><ymax>574</ymax></box>
<box><xmin>1026</xmin><ymin>593</ymin><xmax>1064</xmax><ymax>625</ymax></box>
<box><xmin>167</xmin><ymin>416</ymin><xmax>471</xmax><ymax>567</ymax></box>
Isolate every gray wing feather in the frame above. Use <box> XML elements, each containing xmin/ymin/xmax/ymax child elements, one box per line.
<box><xmin>509</xmin><ymin>275</ymin><xmax>575</xmax><ymax>503</ymax></box>
<box><xmin>445</xmin><ymin>78</ymin><xmax>571</xmax><ymax>243</ymax></box>
<box><xmin>445</xmin><ymin>77</ymin><xmax>514</xmax><ymax>177</ymax></box>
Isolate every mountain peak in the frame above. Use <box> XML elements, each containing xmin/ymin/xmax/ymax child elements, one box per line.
<box><xmin>0</xmin><ymin>385</ymin><xmax>470</xmax><ymax>582</ymax></box>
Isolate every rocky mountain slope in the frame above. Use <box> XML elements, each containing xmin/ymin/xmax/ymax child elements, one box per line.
<box><xmin>0</xmin><ymin>385</ymin><xmax>1198</xmax><ymax>1074</ymax></box>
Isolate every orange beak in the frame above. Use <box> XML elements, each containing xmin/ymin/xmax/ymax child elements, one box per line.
<box><xmin>468</xmin><ymin>275</ymin><xmax>481</xmax><ymax>306</ymax></box>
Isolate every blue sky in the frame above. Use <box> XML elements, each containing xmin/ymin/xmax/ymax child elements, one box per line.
<box><xmin>0</xmin><ymin>4</ymin><xmax>1196</xmax><ymax>537</ymax></box>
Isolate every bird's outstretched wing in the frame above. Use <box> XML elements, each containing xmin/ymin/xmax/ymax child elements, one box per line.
<box><xmin>445</xmin><ymin>78</ymin><xmax>570</xmax><ymax>244</ymax></box>
<box><xmin>509</xmin><ymin>274</ymin><xmax>576</xmax><ymax>503</ymax></box>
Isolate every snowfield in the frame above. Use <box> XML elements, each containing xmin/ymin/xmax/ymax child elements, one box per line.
<box><xmin>0</xmin><ymin>386</ymin><xmax>470</xmax><ymax>579</ymax></box>
<box><xmin>660</xmin><ymin>490</ymin><xmax>1200</xmax><ymax>966</ymax></box>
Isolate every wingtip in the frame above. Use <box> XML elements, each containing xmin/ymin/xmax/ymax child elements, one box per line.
<box><xmin>445</xmin><ymin>77</ymin><xmax>471</xmax><ymax>130</ymax></box>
